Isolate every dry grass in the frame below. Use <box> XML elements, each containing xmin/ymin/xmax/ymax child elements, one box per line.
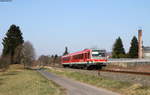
<box><xmin>0</xmin><ymin>65</ymin><xmax>66</xmax><ymax>95</ymax></box>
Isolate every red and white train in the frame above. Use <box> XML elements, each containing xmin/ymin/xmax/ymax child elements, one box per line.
<box><xmin>61</xmin><ymin>49</ymin><xmax>107</xmax><ymax>69</ymax></box>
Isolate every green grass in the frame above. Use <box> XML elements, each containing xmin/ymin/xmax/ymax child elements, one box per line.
<box><xmin>46</xmin><ymin>67</ymin><xmax>150</xmax><ymax>95</ymax></box>
<box><xmin>0</xmin><ymin>65</ymin><xmax>66</xmax><ymax>95</ymax></box>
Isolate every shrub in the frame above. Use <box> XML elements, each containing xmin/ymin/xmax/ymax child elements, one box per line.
<box><xmin>0</xmin><ymin>56</ymin><xmax>10</xmax><ymax>71</ymax></box>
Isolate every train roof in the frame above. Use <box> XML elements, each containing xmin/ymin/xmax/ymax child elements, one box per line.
<box><xmin>62</xmin><ymin>49</ymin><xmax>91</xmax><ymax>58</ymax></box>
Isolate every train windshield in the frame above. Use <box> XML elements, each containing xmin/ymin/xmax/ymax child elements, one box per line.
<box><xmin>92</xmin><ymin>50</ymin><xmax>106</xmax><ymax>59</ymax></box>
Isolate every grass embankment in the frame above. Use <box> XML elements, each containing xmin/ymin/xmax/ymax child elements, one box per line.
<box><xmin>46</xmin><ymin>67</ymin><xmax>150</xmax><ymax>95</ymax></box>
<box><xmin>0</xmin><ymin>65</ymin><xmax>66</xmax><ymax>95</ymax></box>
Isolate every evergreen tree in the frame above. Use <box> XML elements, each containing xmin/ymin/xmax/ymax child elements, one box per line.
<box><xmin>63</xmin><ymin>46</ymin><xmax>69</xmax><ymax>55</ymax></box>
<box><xmin>54</xmin><ymin>54</ymin><xmax>58</xmax><ymax>59</ymax></box>
<box><xmin>128</xmin><ymin>36</ymin><xmax>138</xmax><ymax>58</ymax></box>
<box><xmin>112</xmin><ymin>37</ymin><xmax>125</xmax><ymax>58</ymax></box>
<box><xmin>2</xmin><ymin>24</ymin><xmax>24</xmax><ymax>64</ymax></box>
<box><xmin>54</xmin><ymin>54</ymin><xmax>58</xmax><ymax>63</ymax></box>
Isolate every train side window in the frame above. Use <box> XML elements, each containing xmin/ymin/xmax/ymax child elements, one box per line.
<box><xmin>81</xmin><ymin>54</ymin><xmax>83</xmax><ymax>59</ymax></box>
<box><xmin>86</xmin><ymin>53</ymin><xmax>88</xmax><ymax>59</ymax></box>
<box><xmin>63</xmin><ymin>57</ymin><xmax>70</xmax><ymax>62</ymax></box>
<box><xmin>84</xmin><ymin>53</ymin><xmax>86</xmax><ymax>59</ymax></box>
<box><xmin>78</xmin><ymin>54</ymin><xmax>83</xmax><ymax>59</ymax></box>
<box><xmin>87</xmin><ymin>53</ymin><xmax>90</xmax><ymax>59</ymax></box>
<box><xmin>72</xmin><ymin>54</ymin><xmax>84</xmax><ymax>60</ymax></box>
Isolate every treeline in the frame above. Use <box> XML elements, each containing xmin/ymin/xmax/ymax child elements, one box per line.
<box><xmin>0</xmin><ymin>24</ymin><xmax>36</xmax><ymax>71</ymax></box>
<box><xmin>37</xmin><ymin>55</ymin><xmax>60</xmax><ymax>66</ymax></box>
<box><xmin>37</xmin><ymin>47</ymin><xmax>69</xmax><ymax>67</ymax></box>
<box><xmin>112</xmin><ymin>36</ymin><xmax>138</xmax><ymax>58</ymax></box>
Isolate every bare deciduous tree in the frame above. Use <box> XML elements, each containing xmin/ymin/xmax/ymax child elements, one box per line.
<box><xmin>22</xmin><ymin>41</ymin><xmax>36</xmax><ymax>68</ymax></box>
<box><xmin>38</xmin><ymin>55</ymin><xmax>50</xmax><ymax>67</ymax></box>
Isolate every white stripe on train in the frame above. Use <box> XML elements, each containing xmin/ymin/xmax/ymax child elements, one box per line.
<box><xmin>62</xmin><ymin>62</ymin><xmax>107</xmax><ymax>65</ymax></box>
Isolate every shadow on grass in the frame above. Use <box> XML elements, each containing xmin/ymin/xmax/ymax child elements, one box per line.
<box><xmin>25</xmin><ymin>67</ymin><xmax>44</xmax><ymax>70</ymax></box>
<box><xmin>2</xmin><ymin>71</ymin><xmax>19</xmax><ymax>76</ymax></box>
<box><xmin>0</xmin><ymin>78</ymin><xmax>4</xmax><ymax>85</ymax></box>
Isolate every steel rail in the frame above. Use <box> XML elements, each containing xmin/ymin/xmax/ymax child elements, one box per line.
<box><xmin>99</xmin><ymin>69</ymin><xmax>150</xmax><ymax>76</ymax></box>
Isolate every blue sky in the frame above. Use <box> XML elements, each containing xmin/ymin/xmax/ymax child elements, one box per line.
<box><xmin>0</xmin><ymin>0</ymin><xmax>150</xmax><ymax>56</ymax></box>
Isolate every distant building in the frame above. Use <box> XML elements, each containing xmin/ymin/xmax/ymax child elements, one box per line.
<box><xmin>143</xmin><ymin>46</ymin><xmax>150</xmax><ymax>58</ymax></box>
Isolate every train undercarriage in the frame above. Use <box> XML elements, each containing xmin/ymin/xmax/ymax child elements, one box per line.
<box><xmin>62</xmin><ymin>63</ymin><xmax>106</xmax><ymax>70</ymax></box>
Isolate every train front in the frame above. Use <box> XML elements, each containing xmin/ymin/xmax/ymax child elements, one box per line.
<box><xmin>89</xmin><ymin>49</ymin><xmax>107</xmax><ymax>67</ymax></box>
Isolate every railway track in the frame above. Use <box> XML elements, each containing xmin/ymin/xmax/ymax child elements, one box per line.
<box><xmin>50</xmin><ymin>66</ymin><xmax>150</xmax><ymax>76</ymax></box>
<box><xmin>99</xmin><ymin>69</ymin><xmax>150</xmax><ymax>76</ymax></box>
<box><xmin>47</xmin><ymin>66</ymin><xmax>150</xmax><ymax>86</ymax></box>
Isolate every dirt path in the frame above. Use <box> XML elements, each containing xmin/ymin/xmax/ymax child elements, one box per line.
<box><xmin>38</xmin><ymin>70</ymin><xmax>120</xmax><ymax>95</ymax></box>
